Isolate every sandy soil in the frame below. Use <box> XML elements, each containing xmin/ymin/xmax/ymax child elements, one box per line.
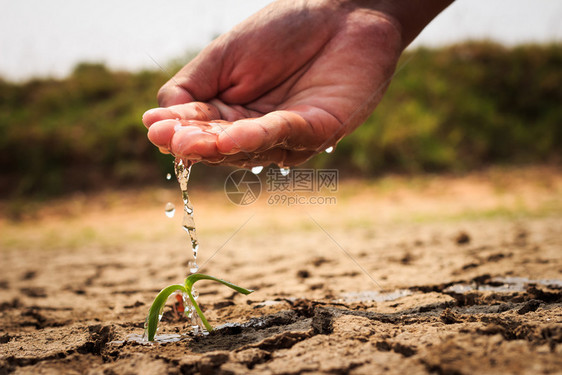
<box><xmin>1</xmin><ymin>166</ymin><xmax>561</xmax><ymax>374</ymax></box>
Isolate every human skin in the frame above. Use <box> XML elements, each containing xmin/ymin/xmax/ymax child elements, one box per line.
<box><xmin>142</xmin><ymin>0</ymin><xmax>453</xmax><ymax>167</ymax></box>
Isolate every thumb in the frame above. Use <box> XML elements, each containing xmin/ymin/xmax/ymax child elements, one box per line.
<box><xmin>157</xmin><ymin>84</ymin><xmax>194</xmax><ymax>107</ymax></box>
<box><xmin>157</xmin><ymin>47</ymin><xmax>224</xmax><ymax>107</ymax></box>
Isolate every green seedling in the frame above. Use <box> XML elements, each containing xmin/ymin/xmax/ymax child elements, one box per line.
<box><xmin>146</xmin><ymin>273</ymin><xmax>253</xmax><ymax>341</ymax></box>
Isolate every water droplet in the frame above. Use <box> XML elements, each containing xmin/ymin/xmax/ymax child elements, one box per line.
<box><xmin>164</xmin><ymin>202</ymin><xmax>175</xmax><ymax>218</ymax></box>
<box><xmin>189</xmin><ymin>261</ymin><xmax>199</xmax><ymax>274</ymax></box>
<box><xmin>166</xmin><ymin>173</ymin><xmax>172</xmax><ymax>180</ymax></box>
<box><xmin>191</xmin><ymin>289</ymin><xmax>199</xmax><ymax>300</ymax></box>
<box><xmin>251</xmin><ymin>166</ymin><xmax>263</xmax><ymax>175</ymax></box>
<box><xmin>325</xmin><ymin>146</ymin><xmax>334</xmax><ymax>153</ymax></box>
<box><xmin>279</xmin><ymin>167</ymin><xmax>290</xmax><ymax>176</ymax></box>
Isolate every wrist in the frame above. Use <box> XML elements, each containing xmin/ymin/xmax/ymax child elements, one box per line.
<box><xmin>336</xmin><ymin>0</ymin><xmax>453</xmax><ymax>49</ymax></box>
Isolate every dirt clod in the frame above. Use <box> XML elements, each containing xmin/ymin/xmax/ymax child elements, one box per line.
<box><xmin>517</xmin><ymin>299</ymin><xmax>541</xmax><ymax>315</ymax></box>
<box><xmin>0</xmin><ymin>334</ymin><xmax>12</xmax><ymax>344</ymax></box>
<box><xmin>311</xmin><ymin>307</ymin><xmax>334</xmax><ymax>334</ymax></box>
<box><xmin>455</xmin><ymin>231</ymin><xmax>471</xmax><ymax>245</ymax></box>
<box><xmin>440</xmin><ymin>308</ymin><xmax>461</xmax><ymax>324</ymax></box>
<box><xmin>296</xmin><ymin>269</ymin><xmax>310</xmax><ymax>278</ymax></box>
<box><xmin>77</xmin><ymin>325</ymin><xmax>114</xmax><ymax>355</ymax></box>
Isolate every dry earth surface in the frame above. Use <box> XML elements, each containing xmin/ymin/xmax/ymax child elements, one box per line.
<box><xmin>1</xmin><ymin>165</ymin><xmax>561</xmax><ymax>374</ymax></box>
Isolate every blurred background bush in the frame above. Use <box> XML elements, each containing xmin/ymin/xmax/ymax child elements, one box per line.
<box><xmin>1</xmin><ymin>42</ymin><xmax>560</xmax><ymax>198</ymax></box>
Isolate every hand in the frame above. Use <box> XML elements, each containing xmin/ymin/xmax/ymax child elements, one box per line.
<box><xmin>142</xmin><ymin>0</ymin><xmax>407</xmax><ymax>167</ymax></box>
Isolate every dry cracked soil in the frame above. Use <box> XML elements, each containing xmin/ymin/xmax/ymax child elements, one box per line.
<box><xmin>1</xmin><ymin>166</ymin><xmax>561</xmax><ymax>374</ymax></box>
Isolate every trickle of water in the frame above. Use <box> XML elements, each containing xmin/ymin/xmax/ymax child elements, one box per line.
<box><xmin>164</xmin><ymin>202</ymin><xmax>175</xmax><ymax>218</ymax></box>
<box><xmin>251</xmin><ymin>166</ymin><xmax>264</xmax><ymax>175</ymax></box>
<box><xmin>192</xmin><ymin>243</ymin><xmax>199</xmax><ymax>259</ymax></box>
<box><xmin>190</xmin><ymin>312</ymin><xmax>209</xmax><ymax>336</ymax></box>
<box><xmin>180</xmin><ymin>292</ymin><xmax>191</xmax><ymax>317</ymax></box>
<box><xmin>279</xmin><ymin>167</ymin><xmax>290</xmax><ymax>176</ymax></box>
<box><xmin>191</xmin><ymin>325</ymin><xmax>209</xmax><ymax>336</ymax></box>
<box><xmin>166</xmin><ymin>173</ymin><xmax>172</xmax><ymax>180</ymax></box>
<box><xmin>172</xmin><ymin>157</ymin><xmax>206</xmax><ymax>335</ymax></box>
<box><xmin>325</xmin><ymin>146</ymin><xmax>334</xmax><ymax>153</ymax></box>
<box><xmin>174</xmin><ymin>158</ymin><xmax>199</xmax><ymax>273</ymax></box>
<box><xmin>180</xmin><ymin>291</ymin><xmax>208</xmax><ymax>335</ymax></box>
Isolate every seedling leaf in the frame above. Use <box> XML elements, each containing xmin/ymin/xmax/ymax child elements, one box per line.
<box><xmin>185</xmin><ymin>274</ymin><xmax>254</xmax><ymax>295</ymax></box>
<box><xmin>146</xmin><ymin>284</ymin><xmax>187</xmax><ymax>341</ymax></box>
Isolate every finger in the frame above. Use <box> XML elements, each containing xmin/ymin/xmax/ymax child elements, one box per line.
<box><xmin>157</xmin><ymin>45</ymin><xmax>224</xmax><ymax>107</ymax></box>
<box><xmin>170</xmin><ymin>127</ymin><xmax>219</xmax><ymax>160</ymax></box>
<box><xmin>147</xmin><ymin>119</ymin><xmax>180</xmax><ymax>150</ymax></box>
<box><xmin>280</xmin><ymin>149</ymin><xmax>316</xmax><ymax>166</ymax></box>
<box><xmin>142</xmin><ymin>102</ymin><xmax>221</xmax><ymax>129</ymax></box>
<box><xmin>216</xmin><ymin>107</ymin><xmax>340</xmax><ymax>155</ymax></box>
<box><xmin>215</xmin><ymin>111</ymin><xmax>299</xmax><ymax>155</ymax></box>
<box><xmin>208</xmin><ymin>148</ymin><xmax>316</xmax><ymax>168</ymax></box>
<box><xmin>244</xmin><ymin>148</ymin><xmax>315</xmax><ymax>167</ymax></box>
<box><xmin>147</xmin><ymin>119</ymin><xmax>221</xmax><ymax>158</ymax></box>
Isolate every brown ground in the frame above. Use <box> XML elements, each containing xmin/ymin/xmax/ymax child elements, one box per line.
<box><xmin>1</xmin><ymin>165</ymin><xmax>561</xmax><ymax>375</ymax></box>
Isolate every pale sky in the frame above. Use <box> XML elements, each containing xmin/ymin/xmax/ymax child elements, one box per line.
<box><xmin>1</xmin><ymin>0</ymin><xmax>561</xmax><ymax>81</ymax></box>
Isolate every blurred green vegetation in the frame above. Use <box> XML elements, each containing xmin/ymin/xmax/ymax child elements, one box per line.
<box><xmin>0</xmin><ymin>42</ymin><xmax>560</xmax><ymax>198</ymax></box>
<box><xmin>311</xmin><ymin>42</ymin><xmax>562</xmax><ymax>173</ymax></box>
